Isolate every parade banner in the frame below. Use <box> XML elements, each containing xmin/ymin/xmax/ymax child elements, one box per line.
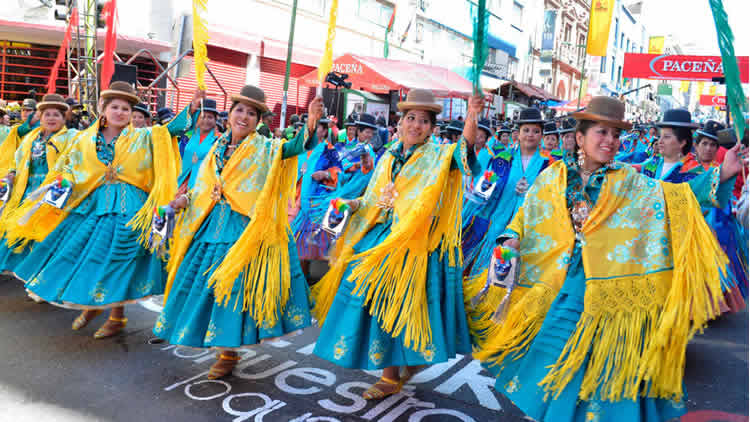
<box><xmin>622</xmin><ymin>53</ymin><xmax>750</xmax><ymax>82</ymax></box>
<box><xmin>383</xmin><ymin>5</ymin><xmax>396</xmax><ymax>58</ymax></box>
<box><xmin>586</xmin><ymin>0</ymin><xmax>615</xmax><ymax>56</ymax></box>
<box><xmin>318</xmin><ymin>0</ymin><xmax>339</xmax><ymax>84</ymax></box>
<box><xmin>699</xmin><ymin>95</ymin><xmax>726</xmax><ymax>107</ymax></box>
<box><xmin>648</xmin><ymin>36</ymin><xmax>665</xmax><ymax>54</ymax></box>
<box><xmin>192</xmin><ymin>0</ymin><xmax>209</xmax><ymax>90</ymax></box>
<box><xmin>541</xmin><ymin>10</ymin><xmax>557</xmax><ymax>62</ymax></box>
<box><xmin>99</xmin><ymin>0</ymin><xmax>117</xmax><ymax>90</ymax></box>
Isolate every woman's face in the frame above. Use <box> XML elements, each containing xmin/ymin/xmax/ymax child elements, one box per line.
<box><xmin>576</xmin><ymin>122</ymin><xmax>622</xmax><ymax>166</ymax></box>
<box><xmin>401</xmin><ymin>110</ymin><xmax>433</xmax><ymax>144</ymax></box>
<box><xmin>316</xmin><ymin>124</ymin><xmax>328</xmax><ymax>141</ymax></box>
<box><xmin>561</xmin><ymin>132</ymin><xmax>576</xmax><ymax>152</ymax></box>
<box><xmin>198</xmin><ymin>112</ymin><xmax>217</xmax><ymax>132</ymax></box>
<box><xmin>500</xmin><ymin>133</ymin><xmax>510</xmax><ymax>144</ymax></box>
<box><xmin>695</xmin><ymin>137</ymin><xmax>719</xmax><ymax>163</ymax></box>
<box><xmin>658</xmin><ymin>127</ymin><xmax>686</xmax><ymax>159</ymax></box>
<box><xmin>543</xmin><ymin>134</ymin><xmax>559</xmax><ymax>151</ymax></box>
<box><xmin>41</xmin><ymin>108</ymin><xmax>65</xmax><ymax>133</ymax></box>
<box><xmin>131</xmin><ymin>112</ymin><xmax>148</xmax><ymax>128</ymax></box>
<box><xmin>518</xmin><ymin>124</ymin><xmax>542</xmax><ymax>152</ymax></box>
<box><xmin>229</xmin><ymin>102</ymin><xmax>258</xmax><ymax>139</ymax></box>
<box><xmin>102</xmin><ymin>98</ymin><xmax>133</xmax><ymax>129</ymax></box>
<box><xmin>476</xmin><ymin>130</ymin><xmax>488</xmax><ymax>149</ymax></box>
<box><xmin>346</xmin><ymin>126</ymin><xmax>357</xmax><ymax>140</ymax></box>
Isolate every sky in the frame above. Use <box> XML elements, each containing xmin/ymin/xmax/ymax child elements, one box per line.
<box><xmin>640</xmin><ymin>0</ymin><xmax>749</xmax><ymax>56</ymax></box>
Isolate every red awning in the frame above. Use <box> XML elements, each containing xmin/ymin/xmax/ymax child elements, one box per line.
<box><xmin>0</xmin><ymin>18</ymin><xmax>171</xmax><ymax>54</ymax></box>
<box><xmin>500</xmin><ymin>81</ymin><xmax>559</xmax><ymax>101</ymax></box>
<box><xmin>299</xmin><ymin>53</ymin><xmax>474</xmax><ymax>97</ymax></box>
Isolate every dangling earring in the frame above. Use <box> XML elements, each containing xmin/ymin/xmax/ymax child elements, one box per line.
<box><xmin>100</xmin><ymin>115</ymin><xmax>107</xmax><ymax>128</ymax></box>
<box><xmin>577</xmin><ymin>148</ymin><xmax>585</xmax><ymax>167</ymax></box>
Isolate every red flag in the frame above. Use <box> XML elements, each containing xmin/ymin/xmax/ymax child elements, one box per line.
<box><xmin>100</xmin><ymin>0</ymin><xmax>118</xmax><ymax>91</ymax></box>
<box><xmin>46</xmin><ymin>8</ymin><xmax>78</xmax><ymax>95</ymax></box>
<box><xmin>386</xmin><ymin>5</ymin><xmax>396</xmax><ymax>32</ymax></box>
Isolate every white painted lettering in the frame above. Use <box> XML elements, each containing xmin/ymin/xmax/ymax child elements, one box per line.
<box><xmin>409</xmin><ymin>355</ymin><xmax>464</xmax><ymax>384</ymax></box>
<box><xmin>361</xmin><ymin>391</ymin><xmax>414</xmax><ymax>420</ymax></box>
<box><xmin>184</xmin><ymin>379</ymin><xmax>232</xmax><ymax>401</ymax></box>
<box><xmin>174</xmin><ymin>347</ymin><xmax>212</xmax><ymax>359</ymax></box>
<box><xmin>378</xmin><ymin>397</ymin><xmax>435</xmax><ymax>421</ymax></box>
<box><xmin>435</xmin><ymin>360</ymin><xmax>501</xmax><ymax>411</ymax></box>
<box><xmin>164</xmin><ymin>370</ymin><xmax>210</xmax><ymax>391</ymax></box>
<box><xmin>296</xmin><ymin>342</ymin><xmax>316</xmax><ymax>355</ymax></box>
<box><xmin>221</xmin><ymin>392</ymin><xmax>285</xmax><ymax>422</ymax></box>
<box><xmin>409</xmin><ymin>409</ymin><xmax>477</xmax><ymax>422</ymax></box>
<box><xmin>233</xmin><ymin>354</ymin><xmax>298</xmax><ymax>380</ymax></box>
<box><xmin>317</xmin><ymin>381</ymin><xmax>370</xmax><ymax>414</ymax></box>
<box><xmin>275</xmin><ymin>367</ymin><xmax>336</xmax><ymax>395</ymax></box>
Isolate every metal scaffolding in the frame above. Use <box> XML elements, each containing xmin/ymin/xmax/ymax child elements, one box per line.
<box><xmin>67</xmin><ymin>0</ymin><xmax>99</xmax><ymax>114</ymax></box>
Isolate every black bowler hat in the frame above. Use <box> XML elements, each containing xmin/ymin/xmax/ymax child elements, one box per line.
<box><xmin>558</xmin><ymin>117</ymin><xmax>576</xmax><ymax>134</ymax></box>
<box><xmin>133</xmin><ymin>103</ymin><xmax>150</xmax><ymax>117</ymax></box>
<box><xmin>696</xmin><ymin>120</ymin><xmax>726</xmax><ymax>141</ymax></box>
<box><xmin>543</xmin><ymin>121</ymin><xmax>558</xmax><ymax>135</ymax></box>
<box><xmin>655</xmin><ymin>109</ymin><xmax>699</xmax><ymax>129</ymax></box>
<box><xmin>516</xmin><ymin>107</ymin><xmax>544</xmax><ymax>125</ymax></box>
<box><xmin>478</xmin><ymin>118</ymin><xmax>492</xmax><ymax>137</ymax></box>
<box><xmin>201</xmin><ymin>99</ymin><xmax>219</xmax><ymax>115</ymax></box>
<box><xmin>446</xmin><ymin>119</ymin><xmax>464</xmax><ymax>134</ymax></box>
<box><xmin>156</xmin><ymin>107</ymin><xmax>174</xmax><ymax>122</ymax></box>
<box><xmin>497</xmin><ymin>123</ymin><xmax>512</xmax><ymax>133</ymax></box>
<box><xmin>356</xmin><ymin>113</ymin><xmax>378</xmax><ymax>130</ymax></box>
<box><xmin>343</xmin><ymin>116</ymin><xmax>357</xmax><ymax>127</ymax></box>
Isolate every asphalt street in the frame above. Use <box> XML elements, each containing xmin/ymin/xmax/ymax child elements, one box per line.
<box><xmin>0</xmin><ymin>273</ymin><xmax>747</xmax><ymax>422</ymax></box>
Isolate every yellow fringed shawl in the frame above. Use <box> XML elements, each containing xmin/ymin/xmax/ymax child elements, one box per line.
<box><xmin>475</xmin><ymin>161</ymin><xmax>726</xmax><ymax>402</ymax></box>
<box><xmin>0</xmin><ymin>126</ymin><xmax>74</xmax><ymax>229</ymax></box>
<box><xmin>0</xmin><ymin>124</ymin><xmax>24</xmax><ymax>172</ymax></box>
<box><xmin>166</xmin><ymin>132</ymin><xmax>299</xmax><ymax>330</ymax></box>
<box><xmin>312</xmin><ymin>141</ymin><xmax>466</xmax><ymax>353</ymax></box>
<box><xmin>4</xmin><ymin>120</ymin><xmax>180</xmax><ymax>249</ymax></box>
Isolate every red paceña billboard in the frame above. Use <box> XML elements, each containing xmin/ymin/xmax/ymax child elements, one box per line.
<box><xmin>699</xmin><ymin>95</ymin><xmax>726</xmax><ymax>107</ymax></box>
<box><xmin>623</xmin><ymin>53</ymin><xmax>749</xmax><ymax>83</ymax></box>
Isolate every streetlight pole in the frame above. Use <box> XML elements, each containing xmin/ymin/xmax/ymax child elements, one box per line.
<box><xmin>280</xmin><ymin>0</ymin><xmax>298</xmax><ymax>131</ymax></box>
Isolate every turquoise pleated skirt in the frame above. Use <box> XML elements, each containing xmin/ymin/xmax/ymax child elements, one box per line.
<box><xmin>485</xmin><ymin>251</ymin><xmax>686</xmax><ymax>422</ymax></box>
<box><xmin>0</xmin><ymin>165</ymin><xmax>48</xmax><ymax>275</ymax></box>
<box><xmin>153</xmin><ymin>200</ymin><xmax>312</xmax><ymax>349</ymax></box>
<box><xmin>18</xmin><ymin>182</ymin><xmax>166</xmax><ymax>309</ymax></box>
<box><xmin>313</xmin><ymin>217</ymin><xmax>472</xmax><ymax>369</ymax></box>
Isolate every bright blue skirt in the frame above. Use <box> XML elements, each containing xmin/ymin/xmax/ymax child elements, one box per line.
<box><xmin>19</xmin><ymin>182</ymin><xmax>165</xmax><ymax>309</ymax></box>
<box><xmin>153</xmin><ymin>201</ymin><xmax>311</xmax><ymax>349</ymax></box>
<box><xmin>485</xmin><ymin>252</ymin><xmax>686</xmax><ymax>422</ymax></box>
<box><xmin>313</xmin><ymin>217</ymin><xmax>472</xmax><ymax>369</ymax></box>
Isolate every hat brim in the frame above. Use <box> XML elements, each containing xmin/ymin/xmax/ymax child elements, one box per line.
<box><xmin>100</xmin><ymin>89</ymin><xmax>140</xmax><ymax>105</ymax></box>
<box><xmin>558</xmin><ymin>128</ymin><xmax>575</xmax><ymax>133</ymax></box>
<box><xmin>498</xmin><ymin>129</ymin><xmax>511</xmax><ymax>133</ymax></box>
<box><xmin>543</xmin><ymin>131</ymin><xmax>559</xmax><ymax>135</ymax></box>
<box><xmin>397</xmin><ymin>101</ymin><xmax>442</xmax><ymax>114</ymax></box>
<box><xmin>200</xmin><ymin>108</ymin><xmax>219</xmax><ymax>115</ymax></box>
<box><xmin>230</xmin><ymin>94</ymin><xmax>269</xmax><ymax>113</ymax></box>
<box><xmin>571</xmin><ymin>111</ymin><xmax>632</xmax><ymax>130</ymax></box>
<box><xmin>695</xmin><ymin>129</ymin><xmax>718</xmax><ymax>141</ymax></box>
<box><xmin>37</xmin><ymin>101</ymin><xmax>70</xmax><ymax>113</ymax></box>
<box><xmin>356</xmin><ymin>122</ymin><xmax>378</xmax><ymax>130</ymax></box>
<box><xmin>655</xmin><ymin>121</ymin><xmax>699</xmax><ymax>129</ymax></box>
<box><xmin>516</xmin><ymin>119</ymin><xmax>545</xmax><ymax>125</ymax></box>
<box><xmin>478</xmin><ymin>124</ymin><xmax>491</xmax><ymax>135</ymax></box>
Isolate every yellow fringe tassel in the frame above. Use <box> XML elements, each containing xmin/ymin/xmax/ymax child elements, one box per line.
<box><xmin>207</xmin><ymin>148</ymin><xmax>297</xmax><ymax>329</ymax></box>
<box><xmin>463</xmin><ymin>269</ymin><xmax>508</xmax><ymax>346</ymax></box>
<box><xmin>349</xmin><ymin>162</ymin><xmax>462</xmax><ymax>353</ymax></box>
<box><xmin>127</xmin><ymin>125</ymin><xmax>180</xmax><ymax>250</ymax></box>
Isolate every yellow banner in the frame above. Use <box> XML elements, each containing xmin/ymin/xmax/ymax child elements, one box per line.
<box><xmin>318</xmin><ymin>0</ymin><xmax>339</xmax><ymax>83</ymax></box>
<box><xmin>586</xmin><ymin>0</ymin><xmax>615</xmax><ymax>57</ymax></box>
<box><xmin>648</xmin><ymin>36</ymin><xmax>665</xmax><ymax>54</ymax></box>
<box><xmin>680</xmin><ymin>81</ymin><xmax>690</xmax><ymax>93</ymax></box>
<box><xmin>697</xmin><ymin>81</ymin><xmax>705</xmax><ymax>96</ymax></box>
<box><xmin>579</xmin><ymin>77</ymin><xmax>588</xmax><ymax>102</ymax></box>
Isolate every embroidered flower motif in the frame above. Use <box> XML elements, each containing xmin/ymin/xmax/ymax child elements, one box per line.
<box><xmin>90</xmin><ymin>285</ymin><xmax>108</xmax><ymax>303</ymax></box>
<box><xmin>204</xmin><ymin>321</ymin><xmax>217</xmax><ymax>343</ymax></box>
<box><xmin>176</xmin><ymin>327</ymin><xmax>189</xmax><ymax>343</ymax></box>
<box><xmin>585</xmin><ymin>402</ymin><xmax>601</xmax><ymax>422</ymax></box>
<box><xmin>368</xmin><ymin>340</ymin><xmax>385</xmax><ymax>365</ymax></box>
<box><xmin>421</xmin><ymin>343</ymin><xmax>437</xmax><ymax>363</ymax></box>
<box><xmin>154</xmin><ymin>314</ymin><xmax>167</xmax><ymax>334</ymax></box>
<box><xmin>505</xmin><ymin>375</ymin><xmax>520</xmax><ymax>393</ymax></box>
<box><xmin>333</xmin><ymin>336</ymin><xmax>348</xmax><ymax>360</ymax></box>
<box><xmin>284</xmin><ymin>305</ymin><xmax>305</xmax><ymax>327</ymax></box>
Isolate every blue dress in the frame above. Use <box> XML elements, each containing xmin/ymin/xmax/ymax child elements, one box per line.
<box><xmin>0</xmin><ymin>132</ymin><xmax>62</xmax><ymax>272</ymax></box>
<box><xmin>463</xmin><ymin>148</ymin><xmax>549</xmax><ymax>276</ymax></box>
<box><xmin>177</xmin><ymin>123</ymin><xmax>219</xmax><ymax>189</ymax></box>
<box><xmin>153</xmin><ymin>129</ymin><xmax>315</xmax><ymax>349</ymax></box>
<box><xmin>19</xmin><ymin>109</ymin><xmax>190</xmax><ymax>309</ymax></box>
<box><xmin>491</xmin><ymin>156</ymin><xmax>734</xmax><ymax>422</ymax></box>
<box><xmin>313</xmin><ymin>141</ymin><xmax>480</xmax><ymax>369</ymax></box>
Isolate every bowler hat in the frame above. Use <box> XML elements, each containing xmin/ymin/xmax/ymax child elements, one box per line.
<box><xmin>356</xmin><ymin>113</ymin><xmax>378</xmax><ymax>130</ymax></box>
<box><xmin>262</xmin><ymin>110</ymin><xmax>276</xmax><ymax>119</ymax></box>
<box><xmin>477</xmin><ymin>118</ymin><xmax>492</xmax><ymax>136</ymax></box>
<box><xmin>100</xmin><ymin>81</ymin><xmax>139</xmax><ymax>105</ymax></box>
<box><xmin>397</xmin><ymin>89</ymin><xmax>443</xmax><ymax>114</ymax></box>
<box><xmin>655</xmin><ymin>109</ymin><xmax>699</xmax><ymax>129</ymax></box>
<box><xmin>343</xmin><ymin>116</ymin><xmax>357</xmax><ymax>127</ymax></box>
<box><xmin>516</xmin><ymin>107</ymin><xmax>544</xmax><ymax>125</ymax></box>
<box><xmin>157</xmin><ymin>107</ymin><xmax>175</xmax><ymax>122</ymax></box>
<box><xmin>695</xmin><ymin>120</ymin><xmax>725</xmax><ymax>141</ymax></box>
<box><xmin>446</xmin><ymin>119</ymin><xmax>464</xmax><ymax>134</ymax></box>
<box><xmin>543</xmin><ymin>121</ymin><xmax>558</xmax><ymax>135</ymax></box>
<box><xmin>64</xmin><ymin>97</ymin><xmax>82</xmax><ymax>110</ymax></box>
<box><xmin>558</xmin><ymin>117</ymin><xmax>576</xmax><ymax>134</ymax></box>
<box><xmin>22</xmin><ymin>98</ymin><xmax>37</xmax><ymax>110</ymax></box>
<box><xmin>572</xmin><ymin>96</ymin><xmax>632</xmax><ymax>130</ymax></box>
<box><xmin>133</xmin><ymin>103</ymin><xmax>150</xmax><ymax>117</ymax></box>
<box><xmin>37</xmin><ymin>93</ymin><xmax>69</xmax><ymax>113</ymax></box>
<box><xmin>231</xmin><ymin>85</ymin><xmax>269</xmax><ymax>113</ymax></box>
<box><xmin>201</xmin><ymin>98</ymin><xmax>219</xmax><ymax>115</ymax></box>
<box><xmin>497</xmin><ymin>123</ymin><xmax>512</xmax><ymax>133</ymax></box>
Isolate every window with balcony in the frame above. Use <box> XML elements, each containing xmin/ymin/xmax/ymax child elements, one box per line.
<box><xmin>564</xmin><ymin>23</ymin><xmax>572</xmax><ymax>43</ymax></box>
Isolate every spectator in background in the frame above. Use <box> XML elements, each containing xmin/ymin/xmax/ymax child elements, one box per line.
<box><xmin>21</xmin><ymin>98</ymin><xmax>36</xmax><ymax>122</ymax></box>
<box><xmin>374</xmin><ymin>115</ymin><xmax>388</xmax><ymax>152</ymax></box>
<box><xmin>131</xmin><ymin>103</ymin><xmax>152</xmax><ymax>128</ymax></box>
<box><xmin>273</xmin><ymin>127</ymin><xmax>283</xmax><ymax>139</ymax></box>
<box><xmin>285</xmin><ymin>114</ymin><xmax>300</xmax><ymax>139</ymax></box>
<box><xmin>257</xmin><ymin>110</ymin><xmax>275</xmax><ymax>138</ymax></box>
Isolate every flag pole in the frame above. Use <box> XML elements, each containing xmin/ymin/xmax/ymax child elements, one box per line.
<box><xmin>576</xmin><ymin>28</ymin><xmax>589</xmax><ymax>109</ymax></box>
<box><xmin>281</xmin><ymin>0</ymin><xmax>299</xmax><ymax>131</ymax></box>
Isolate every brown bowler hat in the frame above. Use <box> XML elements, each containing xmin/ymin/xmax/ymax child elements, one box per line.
<box><xmin>37</xmin><ymin>93</ymin><xmax>70</xmax><ymax>113</ymax></box>
<box><xmin>100</xmin><ymin>81</ymin><xmax>140</xmax><ymax>105</ymax></box>
<box><xmin>572</xmin><ymin>96</ymin><xmax>632</xmax><ymax>130</ymax></box>
<box><xmin>397</xmin><ymin>89</ymin><xmax>443</xmax><ymax>114</ymax></box>
<box><xmin>231</xmin><ymin>85</ymin><xmax>269</xmax><ymax>113</ymax></box>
